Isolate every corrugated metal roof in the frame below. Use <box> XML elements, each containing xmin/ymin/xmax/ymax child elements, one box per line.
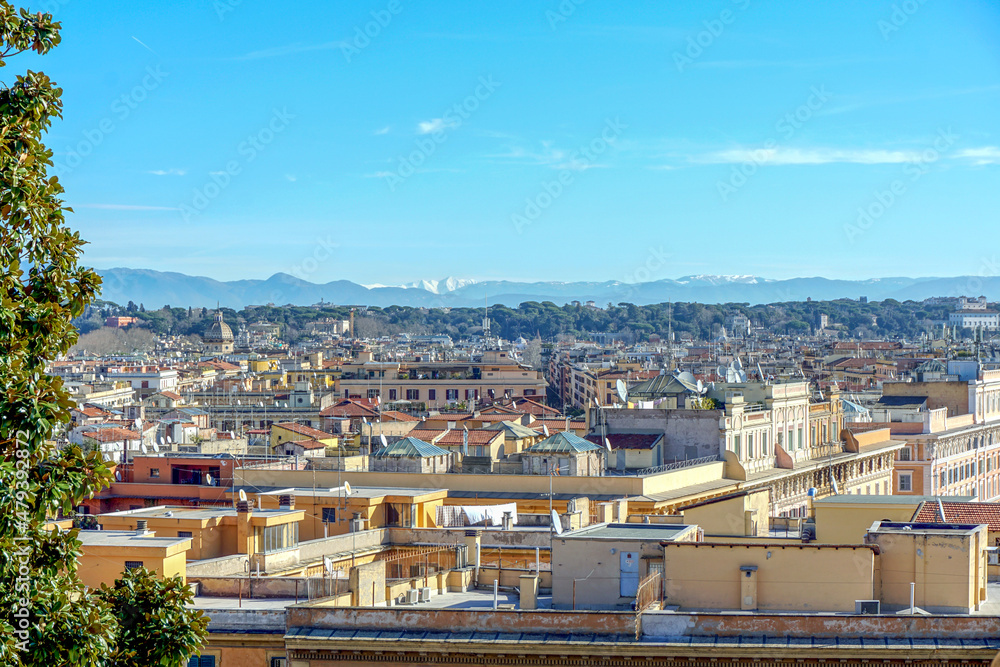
<box><xmin>372</xmin><ymin>436</ymin><xmax>449</xmax><ymax>459</ymax></box>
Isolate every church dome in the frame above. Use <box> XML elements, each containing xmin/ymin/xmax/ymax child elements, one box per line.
<box><xmin>204</xmin><ymin>311</ymin><xmax>234</xmax><ymax>343</ymax></box>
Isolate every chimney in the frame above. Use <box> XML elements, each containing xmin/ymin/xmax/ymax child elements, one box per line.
<box><xmin>278</xmin><ymin>494</ymin><xmax>295</xmax><ymax>510</ymax></box>
<box><xmin>135</xmin><ymin>519</ymin><xmax>148</xmax><ymax>535</ymax></box>
<box><xmin>237</xmin><ymin>499</ymin><xmax>255</xmax><ymax>557</ymax></box>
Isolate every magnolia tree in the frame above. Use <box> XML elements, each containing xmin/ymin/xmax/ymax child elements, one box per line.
<box><xmin>0</xmin><ymin>4</ymin><xmax>206</xmax><ymax>665</ymax></box>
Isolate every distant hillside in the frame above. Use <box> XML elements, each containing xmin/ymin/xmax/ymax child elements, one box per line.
<box><xmin>93</xmin><ymin>267</ymin><xmax>1000</xmax><ymax>310</ymax></box>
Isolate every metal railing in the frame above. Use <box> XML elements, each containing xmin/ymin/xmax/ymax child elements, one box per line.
<box><xmin>634</xmin><ymin>571</ymin><xmax>663</xmax><ymax>640</ymax></box>
<box><xmin>636</xmin><ymin>455</ymin><xmax>722</xmax><ymax>476</ymax></box>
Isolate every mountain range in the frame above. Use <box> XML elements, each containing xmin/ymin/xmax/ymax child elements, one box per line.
<box><xmin>93</xmin><ymin>268</ymin><xmax>999</xmax><ymax>310</ymax></box>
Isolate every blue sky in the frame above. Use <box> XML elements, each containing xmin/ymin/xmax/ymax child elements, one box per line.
<box><xmin>23</xmin><ymin>0</ymin><xmax>1000</xmax><ymax>285</ymax></box>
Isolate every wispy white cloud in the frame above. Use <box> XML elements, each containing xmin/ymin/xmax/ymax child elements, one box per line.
<box><xmin>691</xmin><ymin>147</ymin><xmax>925</xmax><ymax>166</ymax></box>
<box><xmin>374</xmin><ymin>126</ymin><xmax>391</xmax><ymax>135</ymax></box>
<box><xmin>954</xmin><ymin>147</ymin><xmax>1000</xmax><ymax>166</ymax></box>
<box><xmin>486</xmin><ymin>142</ymin><xmax>607</xmax><ymax>171</ymax></box>
<box><xmin>284</xmin><ymin>174</ymin><xmax>298</xmax><ymax>182</ymax></box>
<box><xmin>417</xmin><ymin>118</ymin><xmax>459</xmax><ymax>135</ymax></box>
<box><xmin>236</xmin><ymin>41</ymin><xmax>346</xmax><ymax>60</ymax></box>
<box><xmin>78</xmin><ymin>204</ymin><xmax>181</xmax><ymax>211</ymax></box>
<box><xmin>147</xmin><ymin>168</ymin><xmax>186</xmax><ymax>176</ymax></box>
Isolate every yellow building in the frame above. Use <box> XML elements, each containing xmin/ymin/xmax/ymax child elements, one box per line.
<box><xmin>95</xmin><ymin>504</ymin><xmax>304</xmax><ymax>564</ymax></box>
<box><xmin>77</xmin><ymin>529</ymin><xmax>191</xmax><ymax>588</ymax></box>
<box><xmin>812</xmin><ymin>494</ymin><xmax>975</xmax><ymax>544</ymax></box>
<box><xmin>249</xmin><ymin>485</ymin><xmax>448</xmax><ymax>542</ymax></box>
<box><xmin>270</xmin><ymin>421</ymin><xmax>339</xmax><ymax>455</ymax></box>
<box><xmin>865</xmin><ymin>520</ymin><xmax>989</xmax><ymax>614</ymax></box>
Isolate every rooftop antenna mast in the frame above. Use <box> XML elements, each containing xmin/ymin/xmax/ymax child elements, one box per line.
<box><xmin>667</xmin><ymin>301</ymin><xmax>673</xmax><ymax>372</ymax></box>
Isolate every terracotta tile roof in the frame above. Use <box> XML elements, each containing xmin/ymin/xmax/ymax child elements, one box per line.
<box><xmin>437</xmin><ymin>430</ymin><xmax>504</xmax><ymax>446</ymax></box>
<box><xmin>320</xmin><ymin>399</ymin><xmax>378</xmax><ymax>418</ymax></box>
<box><xmin>76</xmin><ymin>407</ymin><xmax>108</xmax><ymax>418</ymax></box>
<box><xmin>81</xmin><ymin>428</ymin><xmax>140</xmax><ymax>442</ymax></box>
<box><xmin>461</xmin><ymin>413</ymin><xmax>525</xmax><ymax>423</ymax></box>
<box><xmin>283</xmin><ymin>438</ymin><xmax>327</xmax><ymax>450</ymax></box>
<box><xmin>404</xmin><ymin>429</ymin><xmax>447</xmax><ymax>443</ymax></box>
<box><xmin>912</xmin><ymin>501</ymin><xmax>1000</xmax><ymax>530</ymax></box>
<box><xmin>273</xmin><ymin>422</ymin><xmax>335</xmax><ymax>440</ymax></box>
<box><xmin>534</xmin><ymin>419</ymin><xmax>586</xmax><ymax>429</ymax></box>
<box><xmin>378</xmin><ymin>410</ymin><xmax>420</xmax><ymax>422</ymax></box>
<box><xmin>157</xmin><ymin>391</ymin><xmax>182</xmax><ymax>401</ymax></box>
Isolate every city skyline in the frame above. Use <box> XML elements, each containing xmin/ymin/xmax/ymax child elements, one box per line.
<box><xmin>32</xmin><ymin>0</ymin><xmax>1000</xmax><ymax>284</ymax></box>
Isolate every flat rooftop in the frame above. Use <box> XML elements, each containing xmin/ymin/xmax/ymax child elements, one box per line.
<box><xmin>559</xmin><ymin>523</ymin><xmax>695</xmax><ymax>541</ymax></box>
<box><xmin>813</xmin><ymin>495</ymin><xmax>976</xmax><ymax>506</ymax></box>
<box><xmin>78</xmin><ymin>530</ymin><xmax>191</xmax><ymax>548</ymax></box>
<box><xmin>100</xmin><ymin>505</ymin><xmax>300</xmax><ymax>520</ymax></box>
<box><xmin>240</xmin><ymin>485</ymin><xmax>448</xmax><ymax>500</ymax></box>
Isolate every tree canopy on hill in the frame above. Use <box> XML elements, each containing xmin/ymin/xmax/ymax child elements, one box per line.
<box><xmin>81</xmin><ymin>297</ymin><xmax>955</xmax><ymax>342</ymax></box>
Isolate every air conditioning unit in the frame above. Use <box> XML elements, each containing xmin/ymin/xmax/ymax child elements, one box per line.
<box><xmin>855</xmin><ymin>600</ymin><xmax>880</xmax><ymax>615</ymax></box>
<box><xmin>405</xmin><ymin>589</ymin><xmax>420</xmax><ymax>605</ymax></box>
<box><xmin>419</xmin><ymin>587</ymin><xmax>432</xmax><ymax>602</ymax></box>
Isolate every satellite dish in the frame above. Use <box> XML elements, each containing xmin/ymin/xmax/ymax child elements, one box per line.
<box><xmin>166</xmin><ymin>436</ymin><xmax>172</xmax><ymax>444</ymax></box>
<box><xmin>115</xmin><ymin>470</ymin><xmax>121</xmax><ymax>481</ymax></box>
<box><xmin>604</xmin><ymin>437</ymin><xmax>612</xmax><ymax>452</ymax></box>
<box><xmin>205</xmin><ymin>474</ymin><xmax>214</xmax><ymax>486</ymax></box>
<box><xmin>140</xmin><ymin>444</ymin><xmax>148</xmax><ymax>454</ymax></box>
<box><xmin>716</xmin><ymin>365</ymin><xmax>727</xmax><ymax>379</ymax></box>
<box><xmin>733</xmin><ymin>357</ymin><xmax>743</xmax><ymax>371</ymax></box>
<box><xmin>379</xmin><ymin>433</ymin><xmax>387</xmax><ymax>447</ymax></box>
<box><xmin>542</xmin><ymin>424</ymin><xmax>550</xmax><ymax>437</ymax></box>
<box><xmin>361</xmin><ymin>416</ymin><xmax>368</xmax><ymax>425</ymax></box>
<box><xmin>550</xmin><ymin>509</ymin><xmax>563</xmax><ymax>535</ymax></box>
<box><xmin>344</xmin><ymin>481</ymin><xmax>352</xmax><ymax>496</ymax></box>
<box><xmin>696</xmin><ymin>379</ymin><xmax>705</xmax><ymax>394</ymax></box>
<box><xmin>615</xmin><ymin>379</ymin><xmax>628</xmax><ymax>404</ymax></box>
<box><xmin>153</xmin><ymin>443</ymin><xmax>159</xmax><ymax>453</ymax></box>
<box><xmin>133</xmin><ymin>418</ymin><xmax>141</xmax><ymax>429</ymax></box>
<box><xmin>238</xmin><ymin>489</ymin><xmax>247</xmax><ymax>502</ymax></box>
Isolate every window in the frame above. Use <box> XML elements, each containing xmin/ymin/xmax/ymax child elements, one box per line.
<box><xmin>150</xmin><ymin>468</ymin><xmax>160</xmax><ymax>478</ymax></box>
<box><xmin>322</xmin><ymin>507</ymin><xmax>337</xmax><ymax>523</ymax></box>
<box><xmin>388</xmin><ymin>389</ymin><xmax>397</xmax><ymax>401</ymax></box>
<box><xmin>899</xmin><ymin>447</ymin><xmax>911</xmax><ymax>462</ymax></box>
<box><xmin>898</xmin><ymin>473</ymin><xmax>912</xmax><ymax>492</ymax></box>
<box><xmin>446</xmin><ymin>389</ymin><xmax>458</xmax><ymax>401</ymax></box>
<box><xmin>747</xmin><ymin>434</ymin><xmax>754</xmax><ymax>458</ymax></box>
<box><xmin>733</xmin><ymin>435</ymin><xmax>741</xmax><ymax>458</ymax></box>
<box><xmin>367</xmin><ymin>389</ymin><xmax>378</xmax><ymax>399</ymax></box>
<box><xmin>178</xmin><ymin>531</ymin><xmax>192</xmax><ymax>538</ymax></box>
<box><xmin>188</xmin><ymin>657</ymin><xmax>216</xmax><ymax>667</ymax></box>
<box><xmin>124</xmin><ymin>561</ymin><xmax>144</xmax><ymax>570</ymax></box>
<box><xmin>524</xmin><ymin>389</ymin><xmax>536</xmax><ymax>396</ymax></box>
<box><xmin>256</xmin><ymin>523</ymin><xmax>299</xmax><ymax>553</ymax></box>
<box><xmin>270</xmin><ymin>659</ymin><xmax>287</xmax><ymax>667</ymax></box>
<box><xmin>428</xmin><ymin>389</ymin><xmax>437</xmax><ymax>401</ymax></box>
<box><xmin>940</xmin><ymin>471</ymin><xmax>947</xmax><ymax>488</ymax></box>
<box><xmin>797</xmin><ymin>428</ymin><xmax>804</xmax><ymax>450</ymax></box>
<box><xmin>406</xmin><ymin>389</ymin><xmax>420</xmax><ymax>401</ymax></box>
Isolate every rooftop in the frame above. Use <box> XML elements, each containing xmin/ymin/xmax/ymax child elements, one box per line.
<box><xmin>813</xmin><ymin>495</ymin><xmax>976</xmax><ymax>506</ymax></box>
<box><xmin>558</xmin><ymin>522</ymin><xmax>695</xmax><ymax>541</ymax></box>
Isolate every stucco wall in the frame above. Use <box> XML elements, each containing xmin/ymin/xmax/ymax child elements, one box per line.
<box><xmin>662</xmin><ymin>542</ymin><xmax>876</xmax><ymax>612</ymax></box>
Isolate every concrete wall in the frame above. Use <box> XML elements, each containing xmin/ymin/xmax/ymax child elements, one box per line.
<box><xmin>190</xmin><ymin>575</ymin><xmax>348</xmax><ymax>600</ymax></box>
<box><xmin>683</xmin><ymin>489</ymin><xmax>770</xmax><ymax>538</ymax></box>
<box><xmin>298</xmin><ymin>529</ymin><xmax>387</xmax><ymax>562</ymax></box>
<box><xmin>661</xmin><ymin>542</ymin><xmax>876</xmax><ymax>613</ymax></box>
<box><xmin>551</xmin><ymin>537</ymin><xmax>664</xmax><ymax>610</ymax></box>
<box><xmin>640</xmin><ymin>611</ymin><xmax>1000</xmax><ymax>640</ymax></box>
<box><xmin>814</xmin><ymin>499</ymin><xmax>921</xmax><ymax>544</ymax></box>
<box><xmin>883</xmin><ymin>380</ymin><xmax>971</xmax><ymax>417</ymax></box>
<box><xmin>868</xmin><ymin>524</ymin><xmax>987</xmax><ymax>613</ymax></box>
<box><xmin>285</xmin><ymin>606</ymin><xmax>636</xmax><ymax>636</ymax></box>
<box><xmin>186</xmin><ymin>553</ymin><xmax>250</xmax><ymax>577</ymax></box>
<box><xmin>600</xmin><ymin>408</ymin><xmax>723</xmax><ymax>461</ymax></box>
<box><xmin>350</xmin><ymin>560</ymin><xmax>386</xmax><ymax>606</ymax></box>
